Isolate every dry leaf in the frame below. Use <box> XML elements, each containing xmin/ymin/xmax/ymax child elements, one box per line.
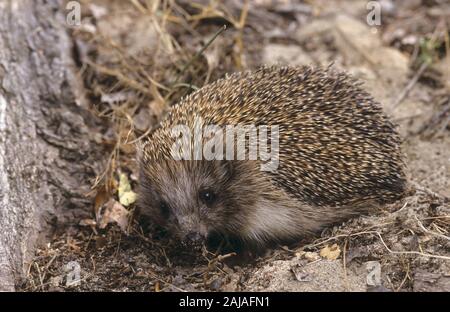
<box><xmin>320</xmin><ymin>244</ymin><xmax>341</xmax><ymax>260</ymax></box>
<box><xmin>94</xmin><ymin>186</ymin><xmax>110</xmax><ymax>219</ymax></box>
<box><xmin>79</xmin><ymin>219</ymin><xmax>97</xmax><ymax>227</ymax></box>
<box><xmin>291</xmin><ymin>264</ymin><xmax>312</xmax><ymax>282</ymax></box>
<box><xmin>304</xmin><ymin>251</ymin><xmax>320</xmax><ymax>262</ymax></box>
<box><xmin>97</xmin><ymin>199</ymin><xmax>130</xmax><ymax>233</ymax></box>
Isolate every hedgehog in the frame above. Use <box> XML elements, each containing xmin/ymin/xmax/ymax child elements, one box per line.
<box><xmin>138</xmin><ymin>65</ymin><xmax>407</xmax><ymax>250</ymax></box>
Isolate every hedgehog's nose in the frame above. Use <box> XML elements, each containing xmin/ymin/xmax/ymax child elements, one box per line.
<box><xmin>183</xmin><ymin>231</ymin><xmax>205</xmax><ymax>249</ymax></box>
<box><xmin>186</xmin><ymin>231</ymin><xmax>205</xmax><ymax>243</ymax></box>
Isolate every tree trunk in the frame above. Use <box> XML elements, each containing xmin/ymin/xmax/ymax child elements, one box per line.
<box><xmin>0</xmin><ymin>0</ymin><xmax>104</xmax><ymax>290</ymax></box>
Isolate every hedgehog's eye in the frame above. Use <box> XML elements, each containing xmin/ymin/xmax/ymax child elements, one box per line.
<box><xmin>199</xmin><ymin>190</ymin><xmax>217</xmax><ymax>206</ymax></box>
<box><xmin>159</xmin><ymin>201</ymin><xmax>170</xmax><ymax>219</ymax></box>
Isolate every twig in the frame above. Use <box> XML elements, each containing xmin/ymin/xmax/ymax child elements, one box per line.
<box><xmin>216</xmin><ymin>252</ymin><xmax>237</xmax><ymax>262</ymax></box>
<box><xmin>393</xmin><ymin>20</ymin><xmax>446</xmax><ymax>109</ymax></box>
<box><xmin>171</xmin><ymin>82</ymin><xmax>199</xmax><ymax>91</ymax></box>
<box><xmin>395</xmin><ymin>262</ymin><xmax>410</xmax><ymax>292</ymax></box>
<box><xmin>305</xmin><ymin>230</ymin><xmax>450</xmax><ymax>261</ymax></box>
<box><xmin>173</xmin><ymin>25</ymin><xmax>227</xmax><ymax>86</ymax></box>
<box><xmin>148</xmin><ymin>271</ymin><xmax>186</xmax><ymax>292</ymax></box>
<box><xmin>304</xmin><ymin>221</ymin><xmax>395</xmax><ymax>249</ymax></box>
<box><xmin>395</xmin><ymin>200</ymin><xmax>409</xmax><ymax>213</ymax></box>
<box><xmin>392</xmin><ymin>61</ymin><xmax>428</xmax><ymax>109</ymax></box>
<box><xmin>85</xmin><ymin>59</ymin><xmax>152</xmax><ymax>96</ymax></box>
<box><xmin>41</xmin><ymin>254</ymin><xmax>58</xmax><ymax>283</ymax></box>
<box><xmin>34</xmin><ymin>262</ymin><xmax>44</xmax><ymax>291</ymax></box>
<box><xmin>233</xmin><ymin>0</ymin><xmax>249</xmax><ymax>69</ymax></box>
<box><xmin>374</xmin><ymin>231</ymin><xmax>450</xmax><ymax>260</ymax></box>
<box><xmin>411</xmin><ymin>181</ymin><xmax>448</xmax><ymax>199</ymax></box>
<box><xmin>127</xmin><ymin>125</ymin><xmax>153</xmax><ymax>144</ymax></box>
<box><xmin>161</xmin><ymin>246</ymin><xmax>172</xmax><ymax>268</ymax></box>
<box><xmin>414</xmin><ymin>215</ymin><xmax>450</xmax><ymax>241</ymax></box>
<box><xmin>417</xmin><ymin>98</ymin><xmax>450</xmax><ymax>136</ymax></box>
<box><xmin>420</xmin><ymin>215</ymin><xmax>450</xmax><ymax>221</ymax></box>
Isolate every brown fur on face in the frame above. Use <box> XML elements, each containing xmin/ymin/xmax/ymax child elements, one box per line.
<box><xmin>138</xmin><ymin>159</ymin><xmax>270</xmax><ymax>245</ymax></box>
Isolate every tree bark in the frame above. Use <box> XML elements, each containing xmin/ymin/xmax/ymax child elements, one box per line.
<box><xmin>0</xmin><ymin>0</ymin><xmax>105</xmax><ymax>290</ymax></box>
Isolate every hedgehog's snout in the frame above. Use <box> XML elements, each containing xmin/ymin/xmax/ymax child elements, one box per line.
<box><xmin>176</xmin><ymin>214</ymin><xmax>208</xmax><ymax>249</ymax></box>
<box><xmin>182</xmin><ymin>231</ymin><xmax>206</xmax><ymax>248</ymax></box>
